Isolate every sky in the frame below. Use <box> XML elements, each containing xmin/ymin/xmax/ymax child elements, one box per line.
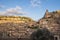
<box><xmin>0</xmin><ymin>0</ymin><xmax>60</xmax><ymax>21</ymax></box>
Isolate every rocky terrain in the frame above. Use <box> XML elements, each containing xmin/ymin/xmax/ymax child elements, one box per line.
<box><xmin>38</xmin><ymin>10</ymin><xmax>60</xmax><ymax>39</ymax></box>
<box><xmin>0</xmin><ymin>10</ymin><xmax>60</xmax><ymax>40</ymax></box>
<box><xmin>0</xmin><ymin>16</ymin><xmax>38</xmax><ymax>39</ymax></box>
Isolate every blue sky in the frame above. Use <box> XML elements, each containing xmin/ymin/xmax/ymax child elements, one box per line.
<box><xmin>0</xmin><ymin>0</ymin><xmax>60</xmax><ymax>21</ymax></box>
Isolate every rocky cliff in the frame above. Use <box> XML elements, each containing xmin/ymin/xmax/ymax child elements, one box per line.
<box><xmin>38</xmin><ymin>10</ymin><xmax>60</xmax><ymax>37</ymax></box>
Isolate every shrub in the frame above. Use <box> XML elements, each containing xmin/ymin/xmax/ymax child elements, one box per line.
<box><xmin>30</xmin><ymin>28</ymin><xmax>54</xmax><ymax>40</ymax></box>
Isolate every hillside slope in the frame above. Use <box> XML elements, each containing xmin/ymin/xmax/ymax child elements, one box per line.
<box><xmin>0</xmin><ymin>16</ymin><xmax>38</xmax><ymax>38</ymax></box>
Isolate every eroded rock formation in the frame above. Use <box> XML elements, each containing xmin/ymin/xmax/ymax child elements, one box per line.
<box><xmin>38</xmin><ymin>10</ymin><xmax>60</xmax><ymax>40</ymax></box>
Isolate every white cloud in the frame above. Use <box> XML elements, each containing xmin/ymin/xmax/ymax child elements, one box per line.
<box><xmin>0</xmin><ymin>6</ymin><xmax>27</xmax><ymax>16</ymax></box>
<box><xmin>30</xmin><ymin>0</ymin><xmax>41</xmax><ymax>7</ymax></box>
<box><xmin>6</xmin><ymin>6</ymin><xmax>22</xmax><ymax>13</ymax></box>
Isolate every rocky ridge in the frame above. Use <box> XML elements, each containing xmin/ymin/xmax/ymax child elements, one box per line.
<box><xmin>38</xmin><ymin>10</ymin><xmax>60</xmax><ymax>37</ymax></box>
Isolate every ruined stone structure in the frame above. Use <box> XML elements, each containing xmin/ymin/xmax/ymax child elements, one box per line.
<box><xmin>38</xmin><ymin>10</ymin><xmax>60</xmax><ymax>40</ymax></box>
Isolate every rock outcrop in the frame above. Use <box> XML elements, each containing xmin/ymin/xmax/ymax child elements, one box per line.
<box><xmin>38</xmin><ymin>10</ymin><xmax>60</xmax><ymax>39</ymax></box>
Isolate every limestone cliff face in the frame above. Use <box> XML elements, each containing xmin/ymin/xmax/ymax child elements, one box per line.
<box><xmin>38</xmin><ymin>10</ymin><xmax>60</xmax><ymax>36</ymax></box>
